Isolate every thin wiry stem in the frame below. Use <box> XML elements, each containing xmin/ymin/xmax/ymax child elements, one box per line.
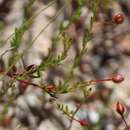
<box><xmin>67</xmin><ymin>103</ymin><xmax>82</xmax><ymax>130</ymax></box>
<box><xmin>121</xmin><ymin>114</ymin><xmax>129</xmax><ymax>129</ymax></box>
<box><xmin>23</xmin><ymin>5</ymin><xmax>65</xmax><ymax>54</ymax></box>
<box><xmin>2</xmin><ymin>0</ymin><xmax>57</xmax><ymax>45</ymax></box>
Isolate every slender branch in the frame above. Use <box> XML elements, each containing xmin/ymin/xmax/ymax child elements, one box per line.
<box><xmin>67</xmin><ymin>103</ymin><xmax>82</xmax><ymax>129</ymax></box>
<box><xmin>88</xmin><ymin>78</ymin><xmax>112</xmax><ymax>84</ymax></box>
<box><xmin>121</xmin><ymin>115</ymin><xmax>129</xmax><ymax>129</ymax></box>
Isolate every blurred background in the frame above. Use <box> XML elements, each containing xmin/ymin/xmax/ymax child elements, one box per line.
<box><xmin>0</xmin><ymin>0</ymin><xmax>130</xmax><ymax>130</ymax></box>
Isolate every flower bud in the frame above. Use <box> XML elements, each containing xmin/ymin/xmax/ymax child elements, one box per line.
<box><xmin>112</xmin><ymin>74</ymin><xmax>124</xmax><ymax>83</ymax></box>
<box><xmin>116</xmin><ymin>101</ymin><xmax>125</xmax><ymax>115</ymax></box>
<box><xmin>126</xmin><ymin>127</ymin><xmax>130</xmax><ymax>130</ymax></box>
<box><xmin>19</xmin><ymin>80</ymin><xmax>29</xmax><ymax>94</ymax></box>
<box><xmin>79</xmin><ymin>119</ymin><xmax>88</xmax><ymax>126</ymax></box>
<box><xmin>46</xmin><ymin>85</ymin><xmax>56</xmax><ymax>93</ymax></box>
<box><xmin>113</xmin><ymin>13</ymin><xmax>125</xmax><ymax>24</ymax></box>
<box><xmin>0</xmin><ymin>116</ymin><xmax>12</xmax><ymax>126</ymax></box>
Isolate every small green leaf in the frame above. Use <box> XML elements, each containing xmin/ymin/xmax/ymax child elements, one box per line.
<box><xmin>83</xmin><ymin>28</ymin><xmax>92</xmax><ymax>47</ymax></box>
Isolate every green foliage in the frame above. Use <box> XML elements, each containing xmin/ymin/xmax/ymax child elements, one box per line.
<box><xmin>7</xmin><ymin>0</ymin><xmax>58</xmax><ymax>70</ymax></box>
<box><xmin>39</xmin><ymin>34</ymin><xmax>72</xmax><ymax>71</ymax></box>
<box><xmin>10</xmin><ymin>0</ymin><xmax>35</xmax><ymax>51</ymax></box>
<box><xmin>77</xmin><ymin>0</ymin><xmax>86</xmax><ymax>7</ymax></box>
<box><xmin>57</xmin><ymin>103</ymin><xmax>75</xmax><ymax>116</ymax></box>
<box><xmin>9</xmin><ymin>0</ymin><xmax>35</xmax><ymax>66</ymax></box>
<box><xmin>11</xmin><ymin>24</ymin><xmax>30</xmax><ymax>50</ymax></box>
<box><xmin>0</xmin><ymin>0</ymin><xmax>123</xmax><ymax>129</ymax></box>
<box><xmin>1</xmin><ymin>0</ymin><xmax>98</xmax><ymax>98</ymax></box>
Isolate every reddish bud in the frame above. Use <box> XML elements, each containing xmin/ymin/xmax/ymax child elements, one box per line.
<box><xmin>71</xmin><ymin>0</ymin><xmax>78</xmax><ymax>10</ymax></box>
<box><xmin>75</xmin><ymin>18</ymin><xmax>83</xmax><ymax>31</ymax></box>
<box><xmin>116</xmin><ymin>101</ymin><xmax>125</xmax><ymax>115</ymax></box>
<box><xmin>46</xmin><ymin>85</ymin><xmax>56</xmax><ymax>93</ymax></box>
<box><xmin>113</xmin><ymin>13</ymin><xmax>125</xmax><ymax>24</ymax></box>
<box><xmin>126</xmin><ymin>127</ymin><xmax>130</xmax><ymax>130</ymax></box>
<box><xmin>19</xmin><ymin>80</ymin><xmax>29</xmax><ymax>94</ymax></box>
<box><xmin>112</xmin><ymin>74</ymin><xmax>124</xmax><ymax>83</ymax></box>
<box><xmin>0</xmin><ymin>116</ymin><xmax>12</xmax><ymax>126</ymax></box>
<box><xmin>79</xmin><ymin>119</ymin><xmax>88</xmax><ymax>126</ymax></box>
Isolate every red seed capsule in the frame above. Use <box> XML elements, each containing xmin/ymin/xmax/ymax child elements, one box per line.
<box><xmin>116</xmin><ymin>101</ymin><xmax>125</xmax><ymax>115</ymax></box>
<box><xmin>112</xmin><ymin>74</ymin><xmax>124</xmax><ymax>83</ymax></box>
<box><xmin>19</xmin><ymin>80</ymin><xmax>29</xmax><ymax>94</ymax></box>
<box><xmin>126</xmin><ymin>127</ymin><xmax>130</xmax><ymax>130</ymax></box>
<box><xmin>79</xmin><ymin>119</ymin><xmax>88</xmax><ymax>126</ymax></box>
<box><xmin>46</xmin><ymin>85</ymin><xmax>56</xmax><ymax>93</ymax></box>
<box><xmin>113</xmin><ymin>13</ymin><xmax>125</xmax><ymax>24</ymax></box>
<box><xmin>1</xmin><ymin>116</ymin><xmax>12</xmax><ymax>126</ymax></box>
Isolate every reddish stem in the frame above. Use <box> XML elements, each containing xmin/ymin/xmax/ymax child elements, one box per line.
<box><xmin>121</xmin><ymin>114</ymin><xmax>129</xmax><ymax>129</ymax></box>
<box><xmin>69</xmin><ymin>115</ymin><xmax>82</xmax><ymax>124</ymax></box>
<box><xmin>89</xmin><ymin>78</ymin><xmax>112</xmax><ymax>84</ymax></box>
<box><xmin>17</xmin><ymin>79</ymin><xmax>45</xmax><ymax>90</ymax></box>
